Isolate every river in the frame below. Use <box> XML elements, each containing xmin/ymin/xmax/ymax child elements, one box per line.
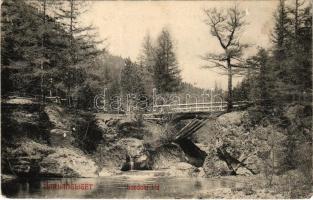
<box><xmin>2</xmin><ymin>170</ymin><xmax>246</xmax><ymax>198</ymax></box>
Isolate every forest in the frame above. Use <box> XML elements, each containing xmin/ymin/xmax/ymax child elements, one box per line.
<box><xmin>1</xmin><ymin>0</ymin><xmax>311</xmax><ymax>114</ymax></box>
<box><xmin>2</xmin><ymin>0</ymin><xmax>218</xmax><ymax>113</ymax></box>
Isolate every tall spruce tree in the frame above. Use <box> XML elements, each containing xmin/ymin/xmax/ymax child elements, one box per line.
<box><xmin>272</xmin><ymin>0</ymin><xmax>289</xmax><ymax>61</ymax></box>
<box><xmin>55</xmin><ymin>0</ymin><xmax>104</xmax><ymax>106</ymax></box>
<box><xmin>287</xmin><ymin>0</ymin><xmax>312</xmax><ymax>98</ymax></box>
<box><xmin>154</xmin><ymin>28</ymin><xmax>181</xmax><ymax>93</ymax></box>
<box><xmin>120</xmin><ymin>58</ymin><xmax>146</xmax><ymax>112</ymax></box>
<box><xmin>138</xmin><ymin>33</ymin><xmax>156</xmax><ymax>97</ymax></box>
<box><xmin>246</xmin><ymin>48</ymin><xmax>273</xmax><ymax>111</ymax></box>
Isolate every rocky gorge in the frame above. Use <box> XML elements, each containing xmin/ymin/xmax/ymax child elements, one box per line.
<box><xmin>1</xmin><ymin>100</ymin><xmax>312</xmax><ymax>198</ymax></box>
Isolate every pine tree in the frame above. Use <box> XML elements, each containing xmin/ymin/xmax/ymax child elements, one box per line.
<box><xmin>138</xmin><ymin>33</ymin><xmax>155</xmax><ymax>97</ymax></box>
<box><xmin>248</xmin><ymin>48</ymin><xmax>274</xmax><ymax>111</ymax></box>
<box><xmin>121</xmin><ymin>59</ymin><xmax>145</xmax><ymax>95</ymax></box>
<box><xmin>154</xmin><ymin>28</ymin><xmax>181</xmax><ymax>93</ymax></box>
<box><xmin>272</xmin><ymin>0</ymin><xmax>289</xmax><ymax>61</ymax></box>
<box><xmin>55</xmin><ymin>0</ymin><xmax>104</xmax><ymax>106</ymax></box>
<box><xmin>287</xmin><ymin>0</ymin><xmax>312</xmax><ymax>99</ymax></box>
<box><xmin>120</xmin><ymin>58</ymin><xmax>146</xmax><ymax>112</ymax></box>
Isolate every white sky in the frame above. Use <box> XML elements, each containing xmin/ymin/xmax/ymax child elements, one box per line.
<box><xmin>80</xmin><ymin>1</ymin><xmax>278</xmax><ymax>90</ymax></box>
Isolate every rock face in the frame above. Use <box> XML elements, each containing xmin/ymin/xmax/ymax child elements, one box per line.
<box><xmin>2</xmin><ymin>105</ymin><xmax>100</xmax><ymax>178</ymax></box>
<box><xmin>93</xmin><ymin>113</ymin><xmax>157</xmax><ymax>172</ymax></box>
<box><xmin>203</xmin><ymin>150</ymin><xmax>233</xmax><ymax>177</ymax></box>
<box><xmin>40</xmin><ymin>148</ymin><xmax>98</xmax><ymax>177</ymax></box>
<box><xmin>44</xmin><ymin>106</ymin><xmax>74</xmax><ymax>147</ymax></box>
<box><xmin>6</xmin><ymin>140</ymin><xmax>98</xmax><ymax>177</ymax></box>
<box><xmin>5</xmin><ymin>139</ymin><xmax>53</xmax><ymax>176</ymax></box>
<box><xmin>96</xmin><ymin>137</ymin><xmax>153</xmax><ymax>172</ymax></box>
<box><xmin>199</xmin><ymin>111</ymin><xmax>278</xmax><ymax>177</ymax></box>
<box><xmin>117</xmin><ymin>138</ymin><xmax>152</xmax><ymax>170</ymax></box>
<box><xmin>8</xmin><ymin>140</ymin><xmax>97</xmax><ymax>177</ymax></box>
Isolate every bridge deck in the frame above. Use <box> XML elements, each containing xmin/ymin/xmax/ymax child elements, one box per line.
<box><xmin>151</xmin><ymin>101</ymin><xmax>250</xmax><ymax>114</ymax></box>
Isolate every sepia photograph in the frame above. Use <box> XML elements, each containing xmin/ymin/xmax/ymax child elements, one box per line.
<box><xmin>1</xmin><ymin>0</ymin><xmax>312</xmax><ymax>198</ymax></box>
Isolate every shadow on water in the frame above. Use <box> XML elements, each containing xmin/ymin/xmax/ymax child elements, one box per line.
<box><xmin>2</xmin><ymin>171</ymin><xmax>245</xmax><ymax>198</ymax></box>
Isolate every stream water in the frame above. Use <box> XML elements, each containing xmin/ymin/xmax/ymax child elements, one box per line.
<box><xmin>2</xmin><ymin>170</ymin><xmax>246</xmax><ymax>198</ymax></box>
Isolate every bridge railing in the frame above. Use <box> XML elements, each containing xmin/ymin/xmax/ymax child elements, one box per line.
<box><xmin>152</xmin><ymin>101</ymin><xmax>251</xmax><ymax>113</ymax></box>
<box><xmin>152</xmin><ymin>101</ymin><xmax>226</xmax><ymax>113</ymax></box>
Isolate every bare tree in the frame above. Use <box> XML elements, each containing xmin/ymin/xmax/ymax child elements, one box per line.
<box><xmin>202</xmin><ymin>5</ymin><xmax>248</xmax><ymax>111</ymax></box>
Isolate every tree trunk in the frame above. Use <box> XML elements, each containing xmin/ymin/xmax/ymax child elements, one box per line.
<box><xmin>227</xmin><ymin>59</ymin><xmax>233</xmax><ymax>112</ymax></box>
<box><xmin>40</xmin><ymin>0</ymin><xmax>46</xmax><ymax>102</ymax></box>
<box><xmin>67</xmin><ymin>87</ymin><xmax>71</xmax><ymax>107</ymax></box>
<box><xmin>294</xmin><ymin>0</ymin><xmax>299</xmax><ymax>38</ymax></box>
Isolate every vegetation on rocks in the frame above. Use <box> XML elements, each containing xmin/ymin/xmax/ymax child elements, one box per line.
<box><xmin>194</xmin><ymin>104</ymin><xmax>312</xmax><ymax>198</ymax></box>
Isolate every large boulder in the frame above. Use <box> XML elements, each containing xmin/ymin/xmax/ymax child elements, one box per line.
<box><xmin>239</xmin><ymin>154</ymin><xmax>265</xmax><ymax>175</ymax></box>
<box><xmin>117</xmin><ymin>138</ymin><xmax>144</xmax><ymax>157</ymax></box>
<box><xmin>152</xmin><ymin>144</ymin><xmax>187</xmax><ymax>169</ymax></box>
<box><xmin>7</xmin><ymin>140</ymin><xmax>54</xmax><ymax>176</ymax></box>
<box><xmin>217</xmin><ymin>111</ymin><xmax>246</xmax><ymax>126</ymax></box>
<box><xmin>45</xmin><ymin>152</ymin><xmax>97</xmax><ymax>177</ymax></box>
<box><xmin>40</xmin><ymin>148</ymin><xmax>98</xmax><ymax>177</ymax></box>
<box><xmin>203</xmin><ymin>150</ymin><xmax>232</xmax><ymax>177</ymax></box>
<box><xmin>6</xmin><ymin>140</ymin><xmax>97</xmax><ymax>177</ymax></box>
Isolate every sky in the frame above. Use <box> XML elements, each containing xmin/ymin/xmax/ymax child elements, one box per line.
<box><xmin>80</xmin><ymin>1</ymin><xmax>278</xmax><ymax>90</ymax></box>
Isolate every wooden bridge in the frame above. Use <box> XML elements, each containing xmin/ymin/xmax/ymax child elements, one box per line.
<box><xmin>151</xmin><ymin>101</ymin><xmax>250</xmax><ymax>114</ymax></box>
<box><xmin>144</xmin><ymin>100</ymin><xmax>251</xmax><ymax>121</ymax></box>
<box><xmin>2</xmin><ymin>92</ymin><xmax>251</xmax><ymax>118</ymax></box>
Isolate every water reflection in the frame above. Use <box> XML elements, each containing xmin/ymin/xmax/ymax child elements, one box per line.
<box><xmin>2</xmin><ymin>171</ymin><xmax>245</xmax><ymax>198</ymax></box>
